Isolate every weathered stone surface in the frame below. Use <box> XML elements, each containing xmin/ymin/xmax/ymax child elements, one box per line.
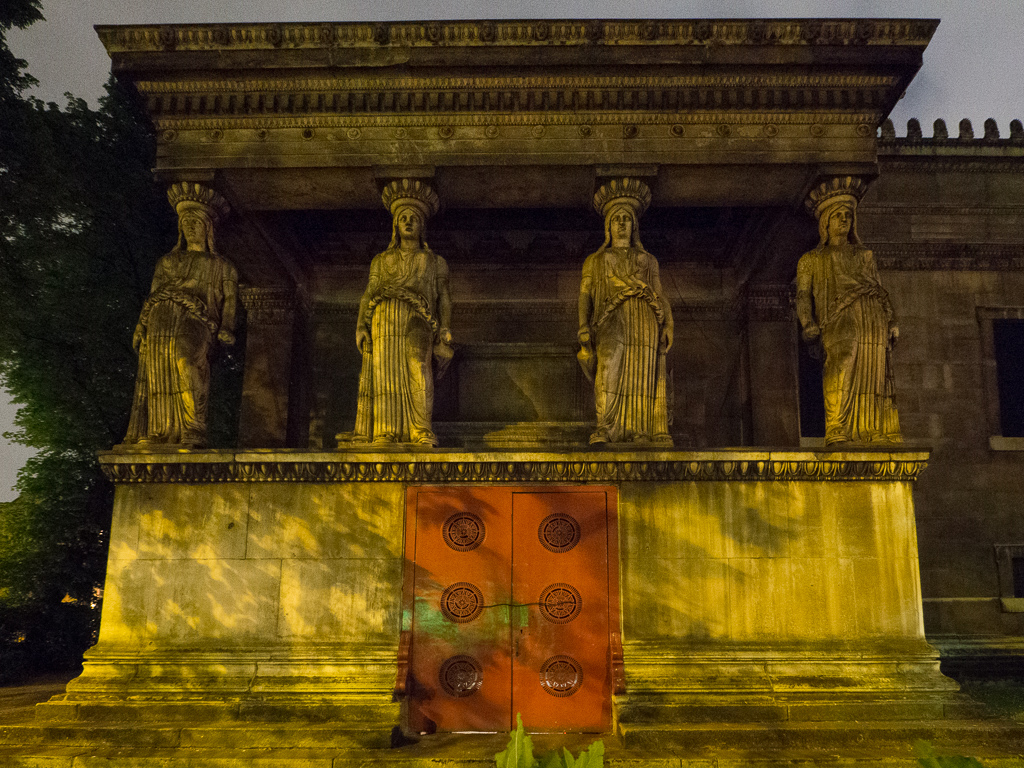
<box><xmin>246</xmin><ymin>483</ymin><xmax>404</xmax><ymax>560</ymax></box>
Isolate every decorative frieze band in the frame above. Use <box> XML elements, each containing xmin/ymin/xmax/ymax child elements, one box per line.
<box><xmin>744</xmin><ymin>285</ymin><xmax>794</xmax><ymax>322</ymax></box>
<box><xmin>873</xmin><ymin>244</ymin><xmax>1024</xmax><ymax>271</ymax></box>
<box><xmin>99</xmin><ymin>451</ymin><xmax>929</xmax><ymax>484</ymax></box>
<box><xmin>143</xmin><ymin>84</ymin><xmax>888</xmax><ymax>124</ymax></box>
<box><xmin>140</xmin><ymin>74</ymin><xmax>897</xmax><ymax>95</ymax></box>
<box><xmin>239</xmin><ymin>287</ymin><xmax>298</xmax><ymax>325</ymax></box>
<box><xmin>98</xmin><ymin>19</ymin><xmax>936</xmax><ymax>54</ymax></box>
<box><xmin>155</xmin><ymin>114</ymin><xmax>879</xmax><ymax>134</ymax></box>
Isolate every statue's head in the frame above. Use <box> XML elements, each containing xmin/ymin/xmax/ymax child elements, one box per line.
<box><xmin>806</xmin><ymin>176</ymin><xmax>867</xmax><ymax>247</ymax></box>
<box><xmin>167</xmin><ymin>182</ymin><xmax>229</xmax><ymax>254</ymax></box>
<box><xmin>604</xmin><ymin>203</ymin><xmax>640</xmax><ymax>248</ymax></box>
<box><xmin>594</xmin><ymin>178</ymin><xmax>650</xmax><ymax>251</ymax></box>
<box><xmin>391</xmin><ymin>204</ymin><xmax>426</xmax><ymax>247</ymax></box>
<box><xmin>381</xmin><ymin>179</ymin><xmax>439</xmax><ymax>251</ymax></box>
<box><xmin>179</xmin><ymin>210</ymin><xmax>212</xmax><ymax>250</ymax></box>
<box><xmin>825</xmin><ymin>203</ymin><xmax>854</xmax><ymax>242</ymax></box>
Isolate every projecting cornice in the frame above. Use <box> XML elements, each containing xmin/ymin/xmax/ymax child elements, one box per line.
<box><xmin>97</xmin><ymin>19</ymin><xmax>937</xmax><ymax>53</ymax></box>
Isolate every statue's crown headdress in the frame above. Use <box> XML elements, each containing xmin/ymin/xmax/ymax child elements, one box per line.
<box><xmin>805</xmin><ymin>176</ymin><xmax>868</xmax><ymax>220</ymax></box>
<box><xmin>167</xmin><ymin>182</ymin><xmax>230</xmax><ymax>223</ymax></box>
<box><xmin>381</xmin><ymin>179</ymin><xmax>440</xmax><ymax>219</ymax></box>
<box><xmin>593</xmin><ymin>177</ymin><xmax>651</xmax><ymax>219</ymax></box>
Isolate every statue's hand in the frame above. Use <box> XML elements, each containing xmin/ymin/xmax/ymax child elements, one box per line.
<box><xmin>802</xmin><ymin>324</ymin><xmax>821</xmax><ymax>343</ymax></box>
<box><xmin>439</xmin><ymin>328</ymin><xmax>453</xmax><ymax>346</ymax></box>
<box><xmin>660</xmin><ymin>327</ymin><xmax>674</xmax><ymax>353</ymax></box>
<box><xmin>132</xmin><ymin>326</ymin><xmax>144</xmax><ymax>353</ymax></box>
<box><xmin>889</xmin><ymin>325</ymin><xmax>899</xmax><ymax>348</ymax></box>
<box><xmin>218</xmin><ymin>329</ymin><xmax>236</xmax><ymax>346</ymax></box>
<box><xmin>578</xmin><ymin>327</ymin><xmax>592</xmax><ymax>347</ymax></box>
<box><xmin>356</xmin><ymin>327</ymin><xmax>372</xmax><ymax>355</ymax></box>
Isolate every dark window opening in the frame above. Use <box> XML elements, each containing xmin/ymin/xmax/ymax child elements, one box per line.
<box><xmin>1013</xmin><ymin>556</ymin><xmax>1024</xmax><ymax>599</ymax></box>
<box><xmin>994</xmin><ymin>319</ymin><xmax>1024</xmax><ymax>437</ymax></box>
<box><xmin>797</xmin><ymin>338</ymin><xmax>825</xmax><ymax>438</ymax></box>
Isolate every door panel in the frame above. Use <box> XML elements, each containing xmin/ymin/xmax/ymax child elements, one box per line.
<box><xmin>409</xmin><ymin>488</ymin><xmax>512</xmax><ymax>732</ymax></box>
<box><xmin>511</xmin><ymin>492</ymin><xmax>610</xmax><ymax>731</ymax></box>
<box><xmin>407</xmin><ymin>487</ymin><xmax>613</xmax><ymax>733</ymax></box>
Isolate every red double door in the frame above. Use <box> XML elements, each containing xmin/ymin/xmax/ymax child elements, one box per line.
<box><xmin>405</xmin><ymin>487</ymin><xmax>615</xmax><ymax>733</ymax></box>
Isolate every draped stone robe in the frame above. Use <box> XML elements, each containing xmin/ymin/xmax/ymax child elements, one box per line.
<box><xmin>579</xmin><ymin>247</ymin><xmax>673</xmax><ymax>444</ymax></box>
<box><xmin>796</xmin><ymin>244</ymin><xmax>901</xmax><ymax>445</ymax></box>
<box><xmin>124</xmin><ymin>248</ymin><xmax>238</xmax><ymax>447</ymax></box>
<box><xmin>353</xmin><ymin>247</ymin><xmax>450</xmax><ymax>444</ymax></box>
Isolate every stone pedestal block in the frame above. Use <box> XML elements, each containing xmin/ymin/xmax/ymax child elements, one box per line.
<box><xmin>40</xmin><ymin>449</ymin><xmax>954</xmax><ymax>743</ymax></box>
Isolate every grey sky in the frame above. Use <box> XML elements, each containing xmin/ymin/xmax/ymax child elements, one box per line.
<box><xmin>1</xmin><ymin>0</ymin><xmax>1022</xmax><ymax>500</ymax></box>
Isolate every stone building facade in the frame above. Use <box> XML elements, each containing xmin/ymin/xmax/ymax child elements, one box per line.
<box><xmin>12</xmin><ymin>17</ymin><xmax>1024</xmax><ymax>763</ymax></box>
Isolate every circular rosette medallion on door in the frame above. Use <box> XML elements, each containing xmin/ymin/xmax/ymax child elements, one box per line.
<box><xmin>539</xmin><ymin>655</ymin><xmax>584</xmax><ymax>697</ymax></box>
<box><xmin>539</xmin><ymin>583</ymin><xmax>582</xmax><ymax>624</ymax></box>
<box><xmin>538</xmin><ymin>513</ymin><xmax>581</xmax><ymax>553</ymax></box>
<box><xmin>442</xmin><ymin>511</ymin><xmax>485</xmax><ymax>551</ymax></box>
<box><xmin>440</xmin><ymin>582</ymin><xmax>484</xmax><ymax>623</ymax></box>
<box><xmin>439</xmin><ymin>655</ymin><xmax>484</xmax><ymax>698</ymax></box>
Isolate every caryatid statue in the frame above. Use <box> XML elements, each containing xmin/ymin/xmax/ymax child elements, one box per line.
<box><xmin>123</xmin><ymin>182</ymin><xmax>238</xmax><ymax>448</ymax></box>
<box><xmin>578</xmin><ymin>178</ymin><xmax>674</xmax><ymax>446</ymax></box>
<box><xmin>796</xmin><ymin>176</ymin><xmax>902</xmax><ymax>445</ymax></box>
<box><xmin>350</xmin><ymin>179</ymin><xmax>453</xmax><ymax>446</ymax></box>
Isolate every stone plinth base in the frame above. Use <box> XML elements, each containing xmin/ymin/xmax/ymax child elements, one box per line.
<box><xmin>38</xmin><ymin>644</ymin><xmax>398</xmax><ymax>744</ymax></box>
<box><xmin>614</xmin><ymin>640</ymin><xmax>972</xmax><ymax>748</ymax></box>
<box><xmin>30</xmin><ymin>448</ymin><xmax>959</xmax><ymax>746</ymax></box>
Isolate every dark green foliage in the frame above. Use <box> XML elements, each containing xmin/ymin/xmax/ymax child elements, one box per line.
<box><xmin>0</xmin><ymin>0</ymin><xmax>42</xmax><ymax>98</ymax></box>
<box><xmin>0</xmin><ymin>3</ymin><xmax>182</xmax><ymax>681</ymax></box>
<box><xmin>0</xmin><ymin>0</ymin><xmax>43</xmax><ymax>31</ymax></box>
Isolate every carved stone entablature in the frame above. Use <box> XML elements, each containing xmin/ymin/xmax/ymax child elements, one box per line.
<box><xmin>873</xmin><ymin>244</ymin><xmax>1024</xmax><ymax>271</ymax></box>
<box><xmin>744</xmin><ymin>284</ymin><xmax>794</xmax><ymax>322</ymax></box>
<box><xmin>98</xmin><ymin>19</ymin><xmax>937</xmax><ymax>54</ymax></box>
<box><xmin>98</xmin><ymin>449</ymin><xmax>929</xmax><ymax>484</ymax></box>
<box><xmin>239</xmin><ymin>286</ymin><xmax>298</xmax><ymax>325</ymax></box>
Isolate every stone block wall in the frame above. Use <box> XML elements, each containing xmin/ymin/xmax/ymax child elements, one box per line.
<box><xmin>856</xmin><ymin>136</ymin><xmax>1024</xmax><ymax>664</ymax></box>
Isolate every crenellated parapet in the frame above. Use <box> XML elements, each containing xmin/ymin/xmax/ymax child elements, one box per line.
<box><xmin>881</xmin><ymin>117</ymin><xmax>1024</xmax><ymax>145</ymax></box>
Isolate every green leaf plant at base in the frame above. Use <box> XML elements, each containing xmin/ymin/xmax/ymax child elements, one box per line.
<box><xmin>915</xmin><ymin>739</ymin><xmax>988</xmax><ymax>768</ymax></box>
<box><xmin>495</xmin><ymin>714</ymin><xmax>604</xmax><ymax>768</ymax></box>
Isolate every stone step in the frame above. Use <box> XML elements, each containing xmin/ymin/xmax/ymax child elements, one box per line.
<box><xmin>0</xmin><ymin>724</ymin><xmax>388</xmax><ymax>750</ymax></box>
<box><xmin>618</xmin><ymin>719</ymin><xmax>1024</xmax><ymax>753</ymax></box>
<box><xmin>35</xmin><ymin>698</ymin><xmax>398</xmax><ymax>726</ymax></box>
<box><xmin>1</xmin><ymin>720</ymin><xmax>1023</xmax><ymax>766</ymax></box>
